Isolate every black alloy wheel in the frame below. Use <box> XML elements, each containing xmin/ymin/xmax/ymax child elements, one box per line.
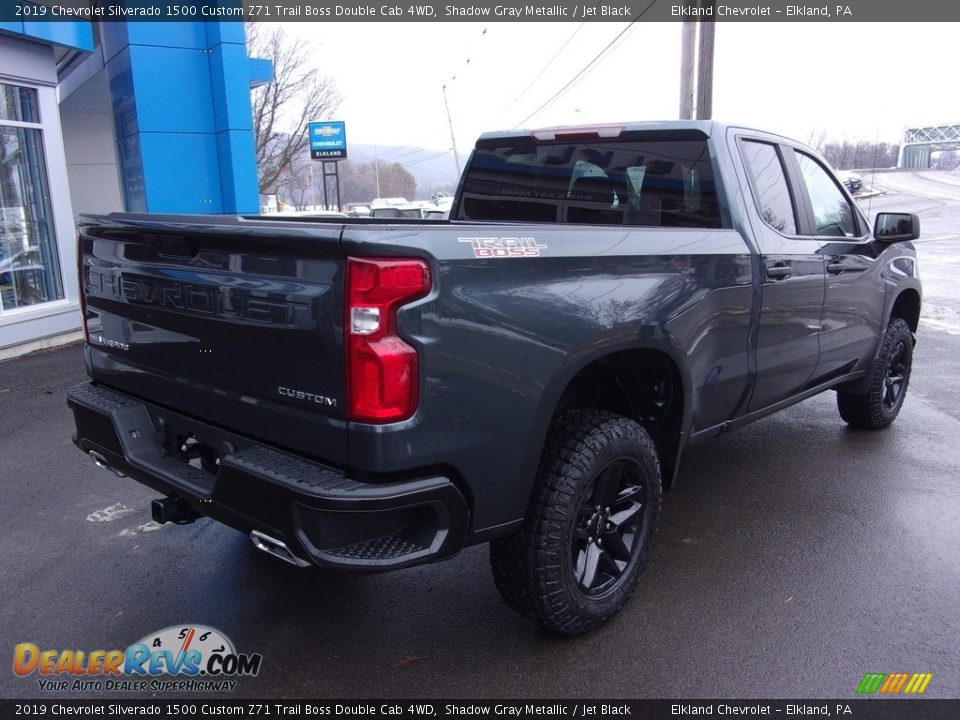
<box><xmin>837</xmin><ymin>317</ymin><xmax>914</xmax><ymax>429</ymax></box>
<box><xmin>882</xmin><ymin>339</ymin><xmax>908</xmax><ymax>410</ymax></box>
<box><xmin>572</xmin><ymin>459</ymin><xmax>648</xmax><ymax>596</ymax></box>
<box><xmin>490</xmin><ymin>410</ymin><xmax>662</xmax><ymax>635</ymax></box>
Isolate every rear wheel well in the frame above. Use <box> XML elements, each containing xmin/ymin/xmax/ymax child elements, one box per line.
<box><xmin>553</xmin><ymin>350</ymin><xmax>684</xmax><ymax>488</ymax></box>
<box><xmin>890</xmin><ymin>289</ymin><xmax>920</xmax><ymax>334</ymax></box>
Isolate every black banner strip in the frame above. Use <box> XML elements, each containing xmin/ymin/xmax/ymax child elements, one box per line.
<box><xmin>2</xmin><ymin>700</ymin><xmax>960</xmax><ymax>720</ymax></box>
<box><xmin>4</xmin><ymin>0</ymin><xmax>960</xmax><ymax>23</ymax></box>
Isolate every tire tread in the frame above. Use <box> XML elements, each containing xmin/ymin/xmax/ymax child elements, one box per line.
<box><xmin>837</xmin><ymin>317</ymin><xmax>913</xmax><ymax>429</ymax></box>
<box><xmin>490</xmin><ymin>410</ymin><xmax>661</xmax><ymax>636</ymax></box>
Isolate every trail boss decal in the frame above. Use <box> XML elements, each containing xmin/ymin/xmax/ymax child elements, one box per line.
<box><xmin>458</xmin><ymin>237</ymin><xmax>548</xmax><ymax>258</ymax></box>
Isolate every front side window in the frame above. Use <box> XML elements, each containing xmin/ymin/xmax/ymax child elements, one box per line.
<box><xmin>456</xmin><ymin>135</ymin><xmax>722</xmax><ymax>228</ymax></box>
<box><xmin>794</xmin><ymin>151</ymin><xmax>857</xmax><ymax>237</ymax></box>
<box><xmin>740</xmin><ymin>140</ymin><xmax>797</xmax><ymax>234</ymax></box>
<box><xmin>0</xmin><ymin>83</ymin><xmax>63</xmax><ymax>312</ymax></box>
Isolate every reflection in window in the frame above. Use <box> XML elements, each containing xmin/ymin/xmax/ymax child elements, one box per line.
<box><xmin>0</xmin><ymin>84</ymin><xmax>40</xmax><ymax>124</ymax></box>
<box><xmin>795</xmin><ymin>152</ymin><xmax>856</xmax><ymax>237</ymax></box>
<box><xmin>457</xmin><ymin>136</ymin><xmax>722</xmax><ymax>228</ymax></box>
<box><xmin>741</xmin><ymin>141</ymin><xmax>797</xmax><ymax>234</ymax></box>
<box><xmin>0</xmin><ymin>85</ymin><xmax>63</xmax><ymax>312</ymax></box>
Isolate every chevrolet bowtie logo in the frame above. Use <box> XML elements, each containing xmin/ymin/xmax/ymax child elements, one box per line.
<box><xmin>314</xmin><ymin>127</ymin><xmax>341</xmax><ymax>136</ymax></box>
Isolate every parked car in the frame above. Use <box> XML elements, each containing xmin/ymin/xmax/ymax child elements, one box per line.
<box><xmin>837</xmin><ymin>170</ymin><xmax>864</xmax><ymax>194</ymax></box>
<box><xmin>69</xmin><ymin>121</ymin><xmax>920</xmax><ymax>635</ymax></box>
<box><xmin>370</xmin><ymin>204</ymin><xmax>436</xmax><ymax>219</ymax></box>
<box><xmin>274</xmin><ymin>210</ymin><xmax>348</xmax><ymax>219</ymax></box>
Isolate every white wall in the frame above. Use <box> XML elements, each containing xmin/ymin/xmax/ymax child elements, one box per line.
<box><xmin>0</xmin><ymin>37</ymin><xmax>82</xmax><ymax>350</ymax></box>
<box><xmin>0</xmin><ymin>35</ymin><xmax>56</xmax><ymax>86</ymax></box>
<box><xmin>59</xmin><ymin>70</ymin><xmax>123</xmax><ymax>217</ymax></box>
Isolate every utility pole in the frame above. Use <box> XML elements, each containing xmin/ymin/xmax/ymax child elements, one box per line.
<box><xmin>441</xmin><ymin>84</ymin><xmax>462</xmax><ymax>179</ymax></box>
<box><xmin>695</xmin><ymin>3</ymin><xmax>716</xmax><ymax>120</ymax></box>
<box><xmin>679</xmin><ymin>21</ymin><xmax>696</xmax><ymax>120</ymax></box>
<box><xmin>679</xmin><ymin>2</ymin><xmax>716</xmax><ymax>121</ymax></box>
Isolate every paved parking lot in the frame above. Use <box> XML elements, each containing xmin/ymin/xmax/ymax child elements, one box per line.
<box><xmin>1</xmin><ymin>172</ymin><xmax>958</xmax><ymax>700</ymax></box>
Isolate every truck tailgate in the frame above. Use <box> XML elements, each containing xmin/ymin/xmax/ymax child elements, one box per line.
<box><xmin>78</xmin><ymin>216</ymin><xmax>348</xmax><ymax>464</ymax></box>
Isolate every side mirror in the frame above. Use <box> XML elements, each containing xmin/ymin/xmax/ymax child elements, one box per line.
<box><xmin>874</xmin><ymin>212</ymin><xmax>920</xmax><ymax>242</ymax></box>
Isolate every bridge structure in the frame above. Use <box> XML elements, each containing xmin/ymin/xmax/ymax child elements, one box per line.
<box><xmin>898</xmin><ymin>123</ymin><xmax>960</xmax><ymax>168</ymax></box>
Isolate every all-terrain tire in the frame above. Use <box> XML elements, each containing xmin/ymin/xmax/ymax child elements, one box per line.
<box><xmin>837</xmin><ymin>317</ymin><xmax>913</xmax><ymax>429</ymax></box>
<box><xmin>490</xmin><ymin>410</ymin><xmax>661</xmax><ymax>636</ymax></box>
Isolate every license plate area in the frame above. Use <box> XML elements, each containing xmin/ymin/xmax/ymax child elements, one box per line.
<box><xmin>152</xmin><ymin>411</ymin><xmax>254</xmax><ymax>478</ymax></box>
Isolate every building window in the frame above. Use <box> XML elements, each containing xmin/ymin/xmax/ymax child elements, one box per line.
<box><xmin>0</xmin><ymin>83</ymin><xmax>64</xmax><ymax>313</ymax></box>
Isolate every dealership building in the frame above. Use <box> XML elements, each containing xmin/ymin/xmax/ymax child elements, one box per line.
<box><xmin>0</xmin><ymin>20</ymin><xmax>270</xmax><ymax>356</ymax></box>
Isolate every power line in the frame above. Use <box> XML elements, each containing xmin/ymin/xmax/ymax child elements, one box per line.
<box><xmin>375</xmin><ymin>145</ymin><xmax>405</xmax><ymax>160</ymax></box>
<box><xmin>401</xmin><ymin>149</ymin><xmax>451</xmax><ymax>169</ymax></box>
<box><xmin>515</xmin><ymin>17</ymin><xmax>645</xmax><ymax>127</ymax></box>
<box><xmin>497</xmin><ymin>23</ymin><xmax>586</xmax><ymax>121</ymax></box>
<box><xmin>401</xmin><ymin>150</ymin><xmax>450</xmax><ymax>169</ymax></box>
<box><xmin>381</xmin><ymin>147</ymin><xmax>429</xmax><ymax>163</ymax></box>
<box><xmin>514</xmin><ymin>1</ymin><xmax>658</xmax><ymax>128</ymax></box>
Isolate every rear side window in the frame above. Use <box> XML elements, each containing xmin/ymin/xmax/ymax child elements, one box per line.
<box><xmin>740</xmin><ymin>140</ymin><xmax>797</xmax><ymax>235</ymax></box>
<box><xmin>794</xmin><ymin>151</ymin><xmax>858</xmax><ymax>237</ymax></box>
<box><xmin>456</xmin><ymin>136</ymin><xmax>722</xmax><ymax>228</ymax></box>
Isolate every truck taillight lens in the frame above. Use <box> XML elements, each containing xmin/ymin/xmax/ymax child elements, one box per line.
<box><xmin>345</xmin><ymin>257</ymin><xmax>430</xmax><ymax>423</ymax></box>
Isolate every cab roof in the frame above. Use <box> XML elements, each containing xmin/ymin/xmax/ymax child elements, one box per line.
<box><xmin>476</xmin><ymin>120</ymin><xmax>801</xmax><ymax>147</ymax></box>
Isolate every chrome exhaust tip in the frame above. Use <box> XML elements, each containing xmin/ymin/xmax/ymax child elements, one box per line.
<box><xmin>89</xmin><ymin>450</ymin><xmax>125</xmax><ymax>477</ymax></box>
<box><xmin>250</xmin><ymin>530</ymin><xmax>311</xmax><ymax>568</ymax></box>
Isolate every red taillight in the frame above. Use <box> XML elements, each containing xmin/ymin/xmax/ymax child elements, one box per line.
<box><xmin>345</xmin><ymin>257</ymin><xmax>431</xmax><ymax>423</ymax></box>
<box><xmin>532</xmin><ymin>124</ymin><xmax>624</xmax><ymax>142</ymax></box>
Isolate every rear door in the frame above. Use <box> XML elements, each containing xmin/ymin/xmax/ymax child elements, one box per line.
<box><xmin>736</xmin><ymin>136</ymin><xmax>826</xmax><ymax>412</ymax></box>
<box><xmin>79</xmin><ymin>215</ymin><xmax>349</xmax><ymax>463</ymax></box>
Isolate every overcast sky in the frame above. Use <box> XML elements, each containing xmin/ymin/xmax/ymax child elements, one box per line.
<box><xmin>279</xmin><ymin>22</ymin><xmax>956</xmax><ymax>158</ymax></box>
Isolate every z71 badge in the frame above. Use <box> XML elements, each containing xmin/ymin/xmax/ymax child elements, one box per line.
<box><xmin>458</xmin><ymin>236</ymin><xmax>548</xmax><ymax>258</ymax></box>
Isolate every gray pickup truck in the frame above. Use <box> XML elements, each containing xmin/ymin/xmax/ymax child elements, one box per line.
<box><xmin>68</xmin><ymin>121</ymin><xmax>921</xmax><ymax>635</ymax></box>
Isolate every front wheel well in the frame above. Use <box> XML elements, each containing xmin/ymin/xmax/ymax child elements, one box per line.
<box><xmin>552</xmin><ymin>349</ymin><xmax>684</xmax><ymax>487</ymax></box>
<box><xmin>890</xmin><ymin>289</ymin><xmax>920</xmax><ymax>335</ymax></box>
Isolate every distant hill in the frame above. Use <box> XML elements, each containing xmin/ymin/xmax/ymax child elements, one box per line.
<box><xmin>348</xmin><ymin>144</ymin><xmax>468</xmax><ymax>199</ymax></box>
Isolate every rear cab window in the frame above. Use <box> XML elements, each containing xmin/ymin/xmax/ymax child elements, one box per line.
<box><xmin>739</xmin><ymin>140</ymin><xmax>798</xmax><ymax>235</ymax></box>
<box><xmin>455</xmin><ymin>131</ymin><xmax>723</xmax><ymax>228</ymax></box>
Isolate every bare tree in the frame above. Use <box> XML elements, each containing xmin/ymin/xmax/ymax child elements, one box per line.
<box><xmin>247</xmin><ymin>23</ymin><xmax>341</xmax><ymax>195</ymax></box>
<box><xmin>339</xmin><ymin>161</ymin><xmax>417</xmax><ymax>205</ymax></box>
<box><xmin>820</xmin><ymin>140</ymin><xmax>899</xmax><ymax>170</ymax></box>
<box><xmin>806</xmin><ymin>128</ymin><xmax>829</xmax><ymax>153</ymax></box>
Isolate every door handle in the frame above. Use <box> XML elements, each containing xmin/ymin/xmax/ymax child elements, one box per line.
<box><xmin>827</xmin><ymin>261</ymin><xmax>853</xmax><ymax>274</ymax></box>
<box><xmin>766</xmin><ymin>264</ymin><xmax>792</xmax><ymax>280</ymax></box>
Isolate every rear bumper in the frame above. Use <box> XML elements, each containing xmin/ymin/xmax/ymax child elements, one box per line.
<box><xmin>67</xmin><ymin>382</ymin><xmax>469</xmax><ymax>571</ymax></box>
